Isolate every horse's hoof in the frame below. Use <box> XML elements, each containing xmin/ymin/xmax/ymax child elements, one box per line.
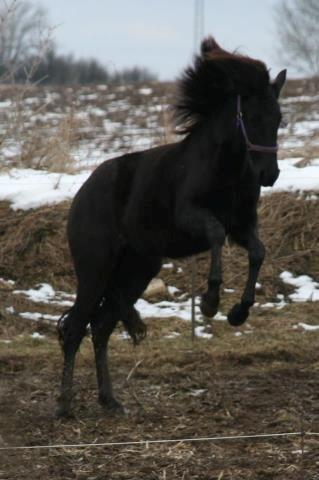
<box><xmin>200</xmin><ymin>293</ymin><xmax>218</xmax><ymax>318</ymax></box>
<box><xmin>55</xmin><ymin>403</ymin><xmax>73</xmax><ymax>419</ymax></box>
<box><xmin>99</xmin><ymin>397</ymin><xmax>126</xmax><ymax>415</ymax></box>
<box><xmin>134</xmin><ymin>324</ymin><xmax>147</xmax><ymax>345</ymax></box>
<box><xmin>127</xmin><ymin>318</ymin><xmax>147</xmax><ymax>345</ymax></box>
<box><xmin>227</xmin><ymin>303</ymin><xmax>249</xmax><ymax>326</ymax></box>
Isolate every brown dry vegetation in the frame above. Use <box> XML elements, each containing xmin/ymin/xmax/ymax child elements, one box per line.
<box><xmin>2</xmin><ymin>76</ymin><xmax>317</xmax><ymax>173</ymax></box>
<box><xmin>0</xmin><ymin>82</ymin><xmax>175</xmax><ymax>172</ymax></box>
<box><xmin>0</xmin><ymin>191</ymin><xmax>317</xmax><ymax>299</ymax></box>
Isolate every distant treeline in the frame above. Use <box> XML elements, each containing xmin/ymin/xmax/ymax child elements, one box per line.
<box><xmin>1</xmin><ymin>49</ymin><xmax>158</xmax><ymax>85</ymax></box>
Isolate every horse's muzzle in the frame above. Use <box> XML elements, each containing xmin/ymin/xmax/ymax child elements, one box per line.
<box><xmin>260</xmin><ymin>169</ymin><xmax>280</xmax><ymax>187</ymax></box>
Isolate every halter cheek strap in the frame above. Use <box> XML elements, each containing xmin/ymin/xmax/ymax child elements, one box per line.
<box><xmin>236</xmin><ymin>96</ymin><xmax>278</xmax><ymax>154</ymax></box>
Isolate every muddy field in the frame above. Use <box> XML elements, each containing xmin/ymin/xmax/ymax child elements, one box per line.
<box><xmin>1</xmin><ymin>276</ymin><xmax>319</xmax><ymax>479</ymax></box>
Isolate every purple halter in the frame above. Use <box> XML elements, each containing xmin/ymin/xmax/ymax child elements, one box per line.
<box><xmin>236</xmin><ymin>95</ymin><xmax>278</xmax><ymax>154</ymax></box>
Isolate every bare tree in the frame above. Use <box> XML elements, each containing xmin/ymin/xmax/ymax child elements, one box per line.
<box><xmin>274</xmin><ymin>0</ymin><xmax>319</xmax><ymax>76</ymax></box>
<box><xmin>0</xmin><ymin>0</ymin><xmax>49</xmax><ymax>76</ymax></box>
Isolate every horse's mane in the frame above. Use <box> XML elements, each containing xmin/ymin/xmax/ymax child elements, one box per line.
<box><xmin>174</xmin><ymin>37</ymin><xmax>270</xmax><ymax>134</ymax></box>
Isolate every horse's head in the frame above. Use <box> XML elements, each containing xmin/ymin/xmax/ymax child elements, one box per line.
<box><xmin>238</xmin><ymin>70</ymin><xmax>286</xmax><ymax>187</ymax></box>
<box><xmin>200</xmin><ymin>37</ymin><xmax>286</xmax><ymax>187</ymax></box>
<box><xmin>174</xmin><ymin>36</ymin><xmax>287</xmax><ymax>188</ymax></box>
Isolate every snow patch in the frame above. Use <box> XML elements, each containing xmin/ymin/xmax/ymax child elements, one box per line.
<box><xmin>164</xmin><ymin>332</ymin><xmax>181</xmax><ymax>339</ymax></box>
<box><xmin>139</xmin><ymin>88</ymin><xmax>152</xmax><ymax>95</ymax></box>
<box><xmin>297</xmin><ymin>323</ymin><xmax>319</xmax><ymax>332</ymax></box>
<box><xmin>280</xmin><ymin>271</ymin><xmax>319</xmax><ymax>302</ymax></box>
<box><xmin>136</xmin><ymin>298</ymin><xmax>195</xmax><ymax>321</ymax></box>
<box><xmin>162</xmin><ymin>263</ymin><xmax>174</xmax><ymax>269</ymax></box>
<box><xmin>213</xmin><ymin>311</ymin><xmax>227</xmax><ymax>321</ymax></box>
<box><xmin>14</xmin><ymin>283</ymin><xmax>56</xmax><ymax>303</ymax></box>
<box><xmin>14</xmin><ymin>283</ymin><xmax>75</xmax><ymax>307</ymax></box>
<box><xmin>0</xmin><ymin>168</ymin><xmax>90</xmax><ymax>210</ymax></box>
<box><xmin>168</xmin><ymin>286</ymin><xmax>180</xmax><ymax>296</ymax></box>
<box><xmin>188</xmin><ymin>389</ymin><xmax>207</xmax><ymax>397</ymax></box>
<box><xmin>30</xmin><ymin>332</ymin><xmax>46</xmax><ymax>339</ymax></box>
<box><xmin>20</xmin><ymin>312</ymin><xmax>60</xmax><ymax>322</ymax></box>
<box><xmin>195</xmin><ymin>326</ymin><xmax>213</xmax><ymax>339</ymax></box>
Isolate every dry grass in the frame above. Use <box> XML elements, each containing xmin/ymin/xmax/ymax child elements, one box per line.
<box><xmin>0</xmin><ymin>84</ymin><xmax>87</xmax><ymax>173</ymax></box>
<box><xmin>19</xmin><ymin>112</ymin><xmax>84</xmax><ymax>173</ymax></box>
<box><xmin>0</xmin><ymin>201</ymin><xmax>74</xmax><ymax>291</ymax></box>
<box><xmin>0</xmin><ymin>81</ymin><xmax>177</xmax><ymax>173</ymax></box>
<box><xmin>0</xmin><ymin>192</ymin><xmax>318</xmax><ymax>300</ymax></box>
<box><xmin>1</xmin><ymin>76</ymin><xmax>319</xmax><ymax>174</ymax></box>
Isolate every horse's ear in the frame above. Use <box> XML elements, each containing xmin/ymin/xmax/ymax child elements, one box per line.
<box><xmin>273</xmin><ymin>69</ymin><xmax>287</xmax><ymax>97</ymax></box>
<box><xmin>201</xmin><ymin>36</ymin><xmax>222</xmax><ymax>57</ymax></box>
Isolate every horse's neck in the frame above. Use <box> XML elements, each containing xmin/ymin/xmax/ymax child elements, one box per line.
<box><xmin>185</xmin><ymin>119</ymin><xmax>257</xmax><ymax>190</ymax></box>
<box><xmin>191</xmin><ymin>118</ymin><xmax>245</xmax><ymax>168</ymax></box>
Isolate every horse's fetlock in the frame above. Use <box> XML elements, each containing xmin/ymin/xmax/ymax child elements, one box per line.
<box><xmin>227</xmin><ymin>302</ymin><xmax>250</xmax><ymax>326</ymax></box>
<box><xmin>200</xmin><ymin>291</ymin><xmax>219</xmax><ymax>318</ymax></box>
<box><xmin>242</xmin><ymin>299</ymin><xmax>254</xmax><ymax>309</ymax></box>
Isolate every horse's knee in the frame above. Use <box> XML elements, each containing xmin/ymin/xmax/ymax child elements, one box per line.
<box><xmin>249</xmin><ymin>242</ymin><xmax>265</xmax><ymax>267</ymax></box>
<box><xmin>57</xmin><ymin>307</ymin><xmax>87</xmax><ymax>351</ymax></box>
<box><xmin>91</xmin><ymin>306</ymin><xmax>118</xmax><ymax>345</ymax></box>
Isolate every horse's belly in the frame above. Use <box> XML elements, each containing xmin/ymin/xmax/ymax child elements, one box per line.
<box><xmin>125</xmin><ymin>223</ymin><xmax>209</xmax><ymax>258</ymax></box>
<box><xmin>165</xmin><ymin>233</ymin><xmax>210</xmax><ymax>258</ymax></box>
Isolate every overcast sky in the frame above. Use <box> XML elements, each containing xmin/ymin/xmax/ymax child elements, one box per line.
<box><xmin>36</xmin><ymin>0</ymin><xmax>287</xmax><ymax>81</ymax></box>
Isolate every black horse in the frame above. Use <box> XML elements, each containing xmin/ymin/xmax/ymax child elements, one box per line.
<box><xmin>56</xmin><ymin>37</ymin><xmax>286</xmax><ymax>417</ymax></box>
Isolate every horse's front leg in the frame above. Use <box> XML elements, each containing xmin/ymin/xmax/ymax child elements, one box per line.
<box><xmin>227</xmin><ymin>228</ymin><xmax>265</xmax><ymax>326</ymax></box>
<box><xmin>176</xmin><ymin>201</ymin><xmax>226</xmax><ymax>317</ymax></box>
<box><xmin>200</xmin><ymin>219</ymin><xmax>226</xmax><ymax>317</ymax></box>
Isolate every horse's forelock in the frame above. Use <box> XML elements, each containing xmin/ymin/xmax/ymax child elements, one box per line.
<box><xmin>200</xmin><ymin>36</ymin><xmax>223</xmax><ymax>57</ymax></box>
<box><xmin>209</xmin><ymin>52</ymin><xmax>270</xmax><ymax>92</ymax></box>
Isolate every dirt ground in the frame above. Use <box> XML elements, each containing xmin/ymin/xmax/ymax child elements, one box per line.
<box><xmin>1</xmin><ymin>285</ymin><xmax>319</xmax><ymax>480</ymax></box>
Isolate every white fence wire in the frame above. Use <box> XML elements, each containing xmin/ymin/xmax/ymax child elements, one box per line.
<box><xmin>0</xmin><ymin>431</ymin><xmax>318</xmax><ymax>452</ymax></box>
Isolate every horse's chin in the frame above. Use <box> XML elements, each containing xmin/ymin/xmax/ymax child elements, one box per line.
<box><xmin>260</xmin><ymin>170</ymin><xmax>280</xmax><ymax>187</ymax></box>
<box><xmin>261</xmin><ymin>179</ymin><xmax>277</xmax><ymax>187</ymax></box>
<box><xmin>261</xmin><ymin>180</ymin><xmax>276</xmax><ymax>187</ymax></box>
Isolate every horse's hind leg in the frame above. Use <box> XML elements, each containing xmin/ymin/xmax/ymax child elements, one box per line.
<box><xmin>90</xmin><ymin>251</ymin><xmax>161</xmax><ymax>410</ymax></box>
<box><xmin>114</xmin><ymin>251</ymin><xmax>162</xmax><ymax>344</ymax></box>
<box><xmin>90</xmin><ymin>300</ymin><xmax>123</xmax><ymax>412</ymax></box>
<box><xmin>56</xmin><ymin>282</ymin><xmax>105</xmax><ymax>418</ymax></box>
<box><xmin>56</xmin><ymin>304</ymin><xmax>87</xmax><ymax>418</ymax></box>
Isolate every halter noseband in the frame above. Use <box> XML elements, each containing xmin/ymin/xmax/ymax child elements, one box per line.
<box><xmin>236</xmin><ymin>95</ymin><xmax>278</xmax><ymax>154</ymax></box>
